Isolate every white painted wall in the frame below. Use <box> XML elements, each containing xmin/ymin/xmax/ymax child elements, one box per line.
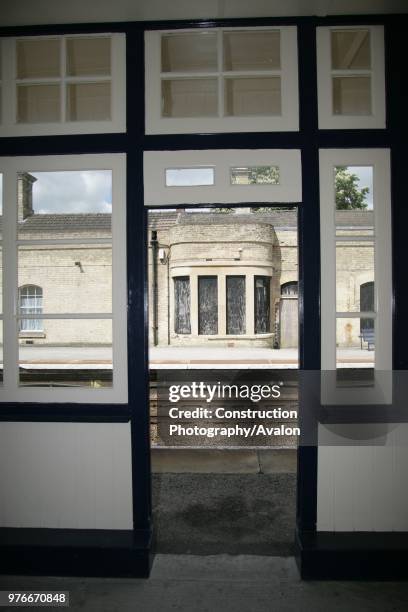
<box><xmin>317</xmin><ymin>423</ymin><xmax>408</xmax><ymax>531</ymax></box>
<box><xmin>0</xmin><ymin>0</ymin><xmax>406</xmax><ymax>26</ymax></box>
<box><xmin>0</xmin><ymin>422</ymin><xmax>133</xmax><ymax>529</ymax></box>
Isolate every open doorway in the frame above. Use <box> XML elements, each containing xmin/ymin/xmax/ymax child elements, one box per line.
<box><xmin>148</xmin><ymin>204</ymin><xmax>299</xmax><ymax>555</ymax></box>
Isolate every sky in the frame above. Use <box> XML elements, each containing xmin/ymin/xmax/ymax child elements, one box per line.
<box><xmin>31</xmin><ymin>171</ymin><xmax>112</xmax><ymax>214</ymax></box>
<box><xmin>0</xmin><ymin>166</ymin><xmax>373</xmax><ymax>213</ymax></box>
<box><xmin>0</xmin><ymin>170</ymin><xmax>112</xmax><ymax>215</ymax></box>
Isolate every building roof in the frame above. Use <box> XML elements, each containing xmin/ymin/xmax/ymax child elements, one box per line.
<box><xmin>148</xmin><ymin>209</ymin><xmax>374</xmax><ymax>229</ymax></box>
<box><xmin>0</xmin><ymin>209</ymin><xmax>374</xmax><ymax>235</ymax></box>
<box><xmin>17</xmin><ymin>213</ymin><xmax>112</xmax><ymax>232</ymax></box>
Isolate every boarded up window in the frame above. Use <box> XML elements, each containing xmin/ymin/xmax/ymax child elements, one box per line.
<box><xmin>174</xmin><ymin>276</ymin><xmax>191</xmax><ymax>334</ymax></box>
<box><xmin>226</xmin><ymin>276</ymin><xmax>246</xmax><ymax>334</ymax></box>
<box><xmin>255</xmin><ymin>276</ymin><xmax>270</xmax><ymax>333</ymax></box>
<box><xmin>198</xmin><ymin>276</ymin><xmax>218</xmax><ymax>335</ymax></box>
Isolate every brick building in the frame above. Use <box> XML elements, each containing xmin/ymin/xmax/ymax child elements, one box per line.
<box><xmin>148</xmin><ymin>208</ymin><xmax>374</xmax><ymax>350</ymax></box>
<box><xmin>5</xmin><ymin>173</ymin><xmax>373</xmax><ymax>352</ymax></box>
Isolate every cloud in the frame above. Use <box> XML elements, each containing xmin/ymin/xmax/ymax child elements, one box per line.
<box><xmin>31</xmin><ymin>170</ymin><xmax>112</xmax><ymax>214</ymax></box>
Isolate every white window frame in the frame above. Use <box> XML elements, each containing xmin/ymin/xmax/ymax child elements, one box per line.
<box><xmin>145</xmin><ymin>27</ymin><xmax>299</xmax><ymax>134</ymax></box>
<box><xmin>144</xmin><ymin>149</ymin><xmax>302</xmax><ymax>206</ymax></box>
<box><xmin>316</xmin><ymin>26</ymin><xmax>386</xmax><ymax>130</ymax></box>
<box><xmin>0</xmin><ymin>153</ymin><xmax>128</xmax><ymax>403</ymax></box>
<box><xmin>320</xmin><ymin>149</ymin><xmax>392</xmax><ymax>405</ymax></box>
<box><xmin>0</xmin><ymin>34</ymin><xmax>126</xmax><ymax>137</ymax></box>
<box><xmin>18</xmin><ymin>284</ymin><xmax>43</xmax><ymax>332</ymax></box>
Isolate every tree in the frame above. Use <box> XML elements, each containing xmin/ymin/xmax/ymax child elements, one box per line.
<box><xmin>335</xmin><ymin>166</ymin><xmax>369</xmax><ymax>210</ymax></box>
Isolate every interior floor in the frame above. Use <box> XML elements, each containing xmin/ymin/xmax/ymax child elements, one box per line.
<box><xmin>2</xmin><ymin>556</ymin><xmax>408</xmax><ymax>612</ymax></box>
<box><xmin>152</xmin><ymin>449</ymin><xmax>296</xmax><ymax>556</ymax></box>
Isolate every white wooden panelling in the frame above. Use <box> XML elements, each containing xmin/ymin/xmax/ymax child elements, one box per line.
<box><xmin>317</xmin><ymin>423</ymin><xmax>408</xmax><ymax>531</ymax></box>
<box><xmin>0</xmin><ymin>422</ymin><xmax>133</xmax><ymax>529</ymax></box>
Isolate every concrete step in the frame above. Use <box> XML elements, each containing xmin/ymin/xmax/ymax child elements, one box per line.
<box><xmin>151</xmin><ymin>448</ymin><xmax>297</xmax><ymax>474</ymax></box>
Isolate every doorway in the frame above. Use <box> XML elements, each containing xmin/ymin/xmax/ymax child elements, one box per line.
<box><xmin>147</xmin><ymin>205</ymin><xmax>299</xmax><ymax>555</ymax></box>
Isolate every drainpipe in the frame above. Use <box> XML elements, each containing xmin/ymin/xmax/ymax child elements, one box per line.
<box><xmin>151</xmin><ymin>230</ymin><xmax>158</xmax><ymax>346</ymax></box>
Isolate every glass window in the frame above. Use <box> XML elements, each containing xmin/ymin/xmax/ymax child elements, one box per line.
<box><xmin>19</xmin><ymin>285</ymin><xmax>43</xmax><ymax>332</ymax></box>
<box><xmin>281</xmin><ymin>281</ymin><xmax>298</xmax><ymax>296</ymax></box>
<box><xmin>223</xmin><ymin>30</ymin><xmax>280</xmax><ymax>71</ymax></box>
<box><xmin>198</xmin><ymin>276</ymin><xmax>218</xmax><ymax>335</ymax></box>
<box><xmin>226</xmin><ymin>276</ymin><xmax>246</xmax><ymax>335</ymax></box>
<box><xmin>174</xmin><ymin>277</ymin><xmax>191</xmax><ymax>334</ymax></box>
<box><xmin>0</xmin><ymin>154</ymin><xmax>127</xmax><ymax>403</ymax></box>
<box><xmin>254</xmin><ymin>276</ymin><xmax>270</xmax><ymax>334</ymax></box>
<box><xmin>161</xmin><ymin>32</ymin><xmax>217</xmax><ymax>73</ymax></box>
<box><xmin>17</xmin><ymin>38</ymin><xmax>61</xmax><ymax>79</ymax></box>
<box><xmin>165</xmin><ymin>167</ymin><xmax>215</xmax><ymax>187</ymax></box>
<box><xmin>316</xmin><ymin>26</ymin><xmax>385</xmax><ymax>129</ymax></box>
<box><xmin>0</xmin><ymin>34</ymin><xmax>125</xmax><ymax>136</ymax></box>
<box><xmin>162</xmin><ymin>78</ymin><xmax>218</xmax><ymax>118</ymax></box>
<box><xmin>66</xmin><ymin>37</ymin><xmax>111</xmax><ymax>77</ymax></box>
<box><xmin>320</xmin><ymin>149</ymin><xmax>392</xmax><ymax>404</ymax></box>
<box><xmin>145</xmin><ymin>27</ymin><xmax>299</xmax><ymax>133</ymax></box>
<box><xmin>224</xmin><ymin>77</ymin><xmax>281</xmax><ymax>117</ymax></box>
<box><xmin>231</xmin><ymin>166</ymin><xmax>280</xmax><ymax>185</ymax></box>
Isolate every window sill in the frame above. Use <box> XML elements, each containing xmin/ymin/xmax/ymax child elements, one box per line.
<box><xmin>19</xmin><ymin>332</ymin><xmax>46</xmax><ymax>339</ymax></box>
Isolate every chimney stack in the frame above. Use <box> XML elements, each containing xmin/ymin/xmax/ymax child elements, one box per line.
<box><xmin>17</xmin><ymin>172</ymin><xmax>37</xmax><ymax>222</ymax></box>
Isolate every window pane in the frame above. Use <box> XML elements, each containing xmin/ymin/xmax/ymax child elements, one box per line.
<box><xmin>223</xmin><ymin>30</ymin><xmax>280</xmax><ymax>71</ymax></box>
<box><xmin>18</xmin><ymin>170</ymin><xmax>112</xmax><ymax>240</ymax></box>
<box><xmin>66</xmin><ymin>37</ymin><xmax>111</xmax><ymax>76</ymax></box>
<box><xmin>17</xmin><ymin>39</ymin><xmax>60</xmax><ymax>79</ymax></box>
<box><xmin>18</xmin><ymin>285</ymin><xmax>43</xmax><ymax>331</ymax></box>
<box><xmin>226</xmin><ymin>276</ymin><xmax>245</xmax><ymax>334</ymax></box>
<box><xmin>18</xmin><ymin>318</ymin><xmax>112</xmax><ymax>387</ymax></box>
<box><xmin>332</xmin><ymin>76</ymin><xmax>371</xmax><ymax>115</ymax></box>
<box><xmin>67</xmin><ymin>82</ymin><xmax>111</xmax><ymax>121</ymax></box>
<box><xmin>174</xmin><ymin>277</ymin><xmax>191</xmax><ymax>334</ymax></box>
<box><xmin>336</xmin><ymin>317</ymin><xmax>374</xmax><ymax>368</ymax></box>
<box><xmin>17</xmin><ymin>84</ymin><xmax>60</xmax><ymax>123</ymax></box>
<box><xmin>331</xmin><ymin>29</ymin><xmax>370</xmax><ymax>70</ymax></box>
<box><xmin>224</xmin><ymin>77</ymin><xmax>281</xmax><ymax>116</ymax></box>
<box><xmin>254</xmin><ymin>276</ymin><xmax>270</xmax><ymax>333</ymax></box>
<box><xmin>335</xmin><ymin>166</ymin><xmax>373</xmax><ymax>235</ymax></box>
<box><xmin>230</xmin><ymin>166</ymin><xmax>280</xmax><ymax>185</ymax></box>
<box><xmin>161</xmin><ymin>32</ymin><xmax>217</xmax><ymax>73</ymax></box>
<box><xmin>336</xmin><ymin>242</ymin><xmax>374</xmax><ymax>312</ymax></box>
<box><xmin>166</xmin><ymin>168</ymin><xmax>214</xmax><ymax>187</ymax></box>
<box><xmin>162</xmin><ymin>79</ymin><xmax>218</xmax><ymax>117</ymax></box>
<box><xmin>198</xmin><ymin>276</ymin><xmax>218</xmax><ymax>335</ymax></box>
<box><xmin>18</xmin><ymin>245</ymin><xmax>112</xmax><ymax>314</ymax></box>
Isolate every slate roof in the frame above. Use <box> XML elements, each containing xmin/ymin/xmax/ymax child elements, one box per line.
<box><xmin>0</xmin><ymin>209</ymin><xmax>373</xmax><ymax>234</ymax></box>
<box><xmin>149</xmin><ymin>209</ymin><xmax>373</xmax><ymax>229</ymax></box>
<box><xmin>17</xmin><ymin>213</ymin><xmax>112</xmax><ymax>232</ymax></box>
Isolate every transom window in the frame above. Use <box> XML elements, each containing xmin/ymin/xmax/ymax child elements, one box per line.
<box><xmin>316</xmin><ymin>26</ymin><xmax>385</xmax><ymax>129</ymax></box>
<box><xmin>145</xmin><ymin>27</ymin><xmax>299</xmax><ymax>134</ymax></box>
<box><xmin>0</xmin><ymin>34</ymin><xmax>126</xmax><ymax>136</ymax></box>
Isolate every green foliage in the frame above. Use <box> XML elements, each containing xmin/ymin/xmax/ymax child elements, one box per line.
<box><xmin>335</xmin><ymin>166</ymin><xmax>369</xmax><ymax>210</ymax></box>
